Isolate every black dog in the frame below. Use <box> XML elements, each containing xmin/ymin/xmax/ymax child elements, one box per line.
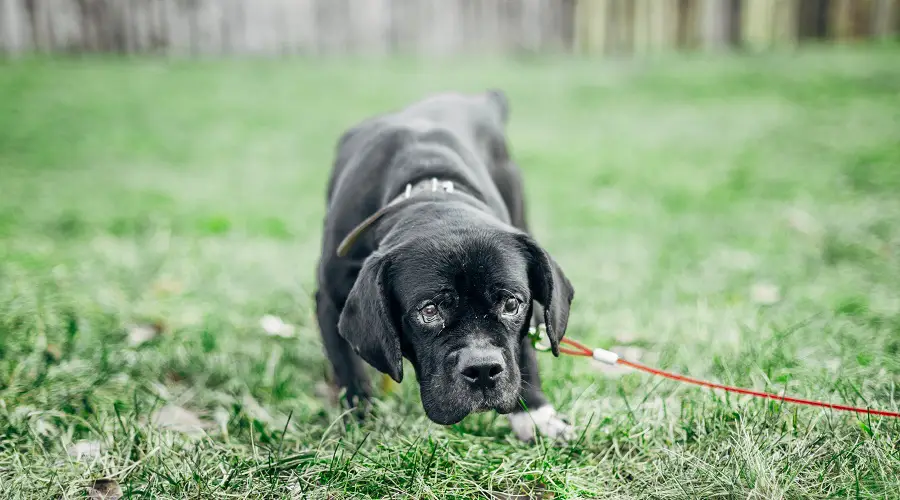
<box><xmin>314</xmin><ymin>90</ymin><xmax>575</xmax><ymax>441</ymax></box>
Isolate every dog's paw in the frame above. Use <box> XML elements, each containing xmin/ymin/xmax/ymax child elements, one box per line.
<box><xmin>339</xmin><ymin>387</ymin><xmax>374</xmax><ymax>423</ymax></box>
<box><xmin>507</xmin><ymin>405</ymin><xmax>575</xmax><ymax>443</ymax></box>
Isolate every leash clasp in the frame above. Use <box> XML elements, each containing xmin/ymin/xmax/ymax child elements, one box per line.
<box><xmin>528</xmin><ymin>323</ymin><xmax>552</xmax><ymax>352</ymax></box>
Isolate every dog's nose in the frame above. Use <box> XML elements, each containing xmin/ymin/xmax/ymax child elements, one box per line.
<box><xmin>457</xmin><ymin>348</ymin><xmax>505</xmax><ymax>388</ymax></box>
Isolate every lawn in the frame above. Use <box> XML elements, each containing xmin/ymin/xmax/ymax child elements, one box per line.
<box><xmin>1</xmin><ymin>45</ymin><xmax>899</xmax><ymax>499</ymax></box>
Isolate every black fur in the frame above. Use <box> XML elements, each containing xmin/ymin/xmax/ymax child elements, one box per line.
<box><xmin>315</xmin><ymin>90</ymin><xmax>574</xmax><ymax>425</ymax></box>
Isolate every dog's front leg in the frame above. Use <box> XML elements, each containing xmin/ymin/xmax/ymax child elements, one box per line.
<box><xmin>507</xmin><ymin>305</ymin><xmax>575</xmax><ymax>443</ymax></box>
<box><xmin>315</xmin><ymin>290</ymin><xmax>372</xmax><ymax>416</ymax></box>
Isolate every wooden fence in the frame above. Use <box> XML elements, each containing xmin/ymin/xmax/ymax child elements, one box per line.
<box><xmin>1</xmin><ymin>0</ymin><xmax>898</xmax><ymax>57</ymax></box>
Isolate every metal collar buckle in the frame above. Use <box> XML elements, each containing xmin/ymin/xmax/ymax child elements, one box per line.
<box><xmin>402</xmin><ymin>178</ymin><xmax>455</xmax><ymax>200</ymax></box>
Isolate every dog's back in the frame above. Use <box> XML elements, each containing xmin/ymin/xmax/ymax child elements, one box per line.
<box><xmin>325</xmin><ymin>91</ymin><xmax>509</xmax><ymax>208</ymax></box>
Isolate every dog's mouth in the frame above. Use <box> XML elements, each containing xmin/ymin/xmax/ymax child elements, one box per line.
<box><xmin>424</xmin><ymin>398</ymin><xmax>517</xmax><ymax>425</ymax></box>
<box><xmin>468</xmin><ymin>400</ymin><xmax>514</xmax><ymax>417</ymax></box>
<box><xmin>421</xmin><ymin>381</ymin><xmax>520</xmax><ymax>425</ymax></box>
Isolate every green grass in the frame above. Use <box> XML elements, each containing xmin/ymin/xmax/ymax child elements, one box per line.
<box><xmin>1</xmin><ymin>45</ymin><xmax>900</xmax><ymax>499</ymax></box>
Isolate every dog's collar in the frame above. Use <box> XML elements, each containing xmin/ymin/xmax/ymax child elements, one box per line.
<box><xmin>336</xmin><ymin>178</ymin><xmax>458</xmax><ymax>257</ymax></box>
<box><xmin>396</xmin><ymin>177</ymin><xmax>455</xmax><ymax>203</ymax></box>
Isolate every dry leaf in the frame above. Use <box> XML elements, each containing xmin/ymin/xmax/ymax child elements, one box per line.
<box><xmin>314</xmin><ymin>381</ymin><xmax>340</xmax><ymax>406</ymax></box>
<box><xmin>151</xmin><ymin>405</ymin><xmax>212</xmax><ymax>436</ymax></box>
<box><xmin>785</xmin><ymin>207</ymin><xmax>818</xmax><ymax>235</ymax></box>
<box><xmin>260</xmin><ymin>314</ymin><xmax>296</xmax><ymax>338</ymax></box>
<box><xmin>213</xmin><ymin>407</ymin><xmax>231</xmax><ymax>435</ymax></box>
<box><xmin>127</xmin><ymin>322</ymin><xmax>163</xmax><ymax>347</ymax></box>
<box><xmin>44</xmin><ymin>344</ymin><xmax>62</xmax><ymax>363</ymax></box>
<box><xmin>614</xmin><ymin>331</ymin><xmax>638</xmax><ymax>344</ymax></box>
<box><xmin>33</xmin><ymin>415</ymin><xmax>57</xmax><ymax>436</ymax></box>
<box><xmin>380</xmin><ymin>373</ymin><xmax>396</xmax><ymax>394</ymax></box>
<box><xmin>151</xmin><ymin>278</ymin><xmax>183</xmax><ymax>296</ymax></box>
<box><xmin>750</xmin><ymin>283</ymin><xmax>781</xmax><ymax>305</ymax></box>
<box><xmin>88</xmin><ymin>479</ymin><xmax>122</xmax><ymax>500</ymax></box>
<box><xmin>241</xmin><ymin>394</ymin><xmax>274</xmax><ymax>425</ymax></box>
<box><xmin>68</xmin><ymin>440</ymin><xmax>102</xmax><ymax>461</ymax></box>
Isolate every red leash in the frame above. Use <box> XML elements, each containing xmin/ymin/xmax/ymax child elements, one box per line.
<box><xmin>557</xmin><ymin>337</ymin><xmax>900</xmax><ymax>419</ymax></box>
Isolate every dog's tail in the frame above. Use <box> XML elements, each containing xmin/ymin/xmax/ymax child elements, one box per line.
<box><xmin>485</xmin><ymin>89</ymin><xmax>509</xmax><ymax>125</ymax></box>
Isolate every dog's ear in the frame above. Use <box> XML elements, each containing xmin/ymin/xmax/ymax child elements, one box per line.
<box><xmin>518</xmin><ymin>235</ymin><xmax>574</xmax><ymax>356</ymax></box>
<box><xmin>485</xmin><ymin>89</ymin><xmax>509</xmax><ymax>124</ymax></box>
<box><xmin>338</xmin><ymin>252</ymin><xmax>403</xmax><ymax>383</ymax></box>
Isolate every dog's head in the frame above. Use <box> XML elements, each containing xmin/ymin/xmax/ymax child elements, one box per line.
<box><xmin>338</xmin><ymin>226</ymin><xmax>573</xmax><ymax>425</ymax></box>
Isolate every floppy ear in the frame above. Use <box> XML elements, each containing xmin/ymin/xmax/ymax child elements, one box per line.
<box><xmin>338</xmin><ymin>252</ymin><xmax>403</xmax><ymax>383</ymax></box>
<box><xmin>518</xmin><ymin>235</ymin><xmax>575</xmax><ymax>357</ymax></box>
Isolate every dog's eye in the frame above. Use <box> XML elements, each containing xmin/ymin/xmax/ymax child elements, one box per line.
<box><xmin>420</xmin><ymin>304</ymin><xmax>440</xmax><ymax>323</ymax></box>
<box><xmin>502</xmin><ymin>297</ymin><xmax>520</xmax><ymax>315</ymax></box>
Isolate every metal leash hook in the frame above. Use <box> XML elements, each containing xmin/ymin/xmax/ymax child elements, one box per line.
<box><xmin>528</xmin><ymin>323</ymin><xmax>552</xmax><ymax>352</ymax></box>
<box><xmin>528</xmin><ymin>323</ymin><xmax>619</xmax><ymax>363</ymax></box>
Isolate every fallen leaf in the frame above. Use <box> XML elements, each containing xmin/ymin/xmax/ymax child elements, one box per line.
<box><xmin>151</xmin><ymin>278</ymin><xmax>183</xmax><ymax>296</ymax></box>
<box><xmin>44</xmin><ymin>344</ymin><xmax>62</xmax><ymax>363</ymax></box>
<box><xmin>614</xmin><ymin>331</ymin><xmax>638</xmax><ymax>344</ymax></box>
<box><xmin>213</xmin><ymin>407</ymin><xmax>231</xmax><ymax>435</ymax></box>
<box><xmin>785</xmin><ymin>207</ymin><xmax>819</xmax><ymax>235</ymax></box>
<box><xmin>314</xmin><ymin>381</ymin><xmax>340</xmax><ymax>406</ymax></box>
<box><xmin>33</xmin><ymin>415</ymin><xmax>57</xmax><ymax>436</ymax></box>
<box><xmin>88</xmin><ymin>479</ymin><xmax>122</xmax><ymax>500</ymax></box>
<box><xmin>260</xmin><ymin>314</ymin><xmax>296</xmax><ymax>338</ymax></box>
<box><xmin>68</xmin><ymin>440</ymin><xmax>102</xmax><ymax>461</ymax></box>
<box><xmin>750</xmin><ymin>283</ymin><xmax>781</xmax><ymax>305</ymax></box>
<box><xmin>151</xmin><ymin>405</ymin><xmax>212</xmax><ymax>436</ymax></box>
<box><xmin>127</xmin><ymin>322</ymin><xmax>163</xmax><ymax>347</ymax></box>
<box><xmin>380</xmin><ymin>373</ymin><xmax>396</xmax><ymax>394</ymax></box>
<box><xmin>241</xmin><ymin>394</ymin><xmax>274</xmax><ymax>425</ymax></box>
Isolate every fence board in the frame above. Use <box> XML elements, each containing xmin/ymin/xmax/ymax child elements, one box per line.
<box><xmin>854</xmin><ymin>0</ymin><xmax>874</xmax><ymax>37</ymax></box>
<box><xmin>1</xmin><ymin>0</ymin><xmax>897</xmax><ymax>57</ymax></box>
<box><xmin>649</xmin><ymin>0</ymin><xmax>679</xmax><ymax>52</ymax></box>
<box><xmin>576</xmin><ymin>0</ymin><xmax>609</xmax><ymax>55</ymax></box>
<box><xmin>349</xmin><ymin>0</ymin><xmax>387</xmax><ymax>55</ymax></box>
<box><xmin>520</xmin><ymin>0</ymin><xmax>542</xmax><ymax>53</ymax></box>
<box><xmin>608</xmin><ymin>0</ymin><xmax>633</xmax><ymax>54</ymax></box>
<box><xmin>388</xmin><ymin>0</ymin><xmax>417</xmax><ymax>54</ymax></box>
<box><xmin>700</xmin><ymin>0</ymin><xmax>731</xmax><ymax>50</ymax></box>
<box><xmin>193</xmin><ymin>0</ymin><xmax>222</xmax><ymax>55</ymax></box>
<box><xmin>45</xmin><ymin>0</ymin><xmax>81</xmax><ymax>52</ymax></box>
<box><xmin>798</xmin><ymin>0</ymin><xmax>826</xmax><ymax>38</ymax></box>
<box><xmin>429</xmin><ymin>0</ymin><xmax>461</xmax><ymax>55</ymax></box>
<box><xmin>742</xmin><ymin>0</ymin><xmax>777</xmax><ymax>49</ymax></box>
<box><xmin>161</xmin><ymin>0</ymin><xmax>186</xmax><ymax>55</ymax></box>
<box><xmin>872</xmin><ymin>0</ymin><xmax>897</xmax><ymax>37</ymax></box>
<box><xmin>772</xmin><ymin>0</ymin><xmax>800</xmax><ymax>45</ymax></box>
<box><xmin>0</xmin><ymin>0</ymin><xmax>28</xmax><ymax>53</ymax></box>
<box><xmin>484</xmin><ymin>0</ymin><xmax>503</xmax><ymax>54</ymax></box>
<box><xmin>830</xmin><ymin>0</ymin><xmax>854</xmax><ymax>39</ymax></box>
<box><xmin>129</xmin><ymin>0</ymin><xmax>149</xmax><ymax>52</ymax></box>
<box><xmin>558</xmin><ymin>0</ymin><xmax>577</xmax><ymax>51</ymax></box>
<box><xmin>632</xmin><ymin>0</ymin><xmax>650</xmax><ymax>55</ymax></box>
<box><xmin>677</xmin><ymin>0</ymin><xmax>702</xmax><ymax>49</ymax></box>
<box><xmin>505</xmin><ymin>0</ymin><xmax>526</xmax><ymax>54</ymax></box>
<box><xmin>31</xmin><ymin>0</ymin><xmax>52</xmax><ymax>52</ymax></box>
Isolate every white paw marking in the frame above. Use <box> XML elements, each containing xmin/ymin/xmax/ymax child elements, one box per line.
<box><xmin>507</xmin><ymin>405</ymin><xmax>575</xmax><ymax>442</ymax></box>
